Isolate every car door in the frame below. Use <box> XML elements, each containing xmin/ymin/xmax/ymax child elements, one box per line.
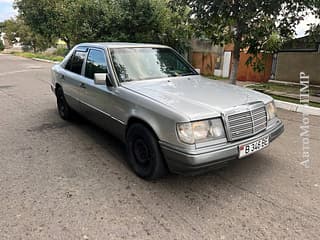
<box><xmin>79</xmin><ymin>48</ymin><xmax>124</xmax><ymax>135</ymax></box>
<box><xmin>61</xmin><ymin>47</ymin><xmax>88</xmax><ymax>110</ymax></box>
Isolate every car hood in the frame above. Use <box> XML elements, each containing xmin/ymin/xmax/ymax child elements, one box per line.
<box><xmin>122</xmin><ymin>75</ymin><xmax>272</xmax><ymax>120</ymax></box>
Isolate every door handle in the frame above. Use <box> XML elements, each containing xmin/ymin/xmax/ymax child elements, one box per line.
<box><xmin>79</xmin><ymin>83</ymin><xmax>86</xmax><ymax>89</ymax></box>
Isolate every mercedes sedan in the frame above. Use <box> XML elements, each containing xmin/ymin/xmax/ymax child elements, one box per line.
<box><xmin>51</xmin><ymin>42</ymin><xmax>284</xmax><ymax>180</ymax></box>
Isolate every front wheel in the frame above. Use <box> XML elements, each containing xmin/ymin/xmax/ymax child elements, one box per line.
<box><xmin>126</xmin><ymin>123</ymin><xmax>168</xmax><ymax>180</ymax></box>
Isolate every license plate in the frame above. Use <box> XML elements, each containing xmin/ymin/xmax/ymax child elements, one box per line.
<box><xmin>239</xmin><ymin>136</ymin><xmax>269</xmax><ymax>158</ymax></box>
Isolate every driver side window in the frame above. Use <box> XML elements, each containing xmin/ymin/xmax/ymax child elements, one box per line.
<box><xmin>85</xmin><ymin>49</ymin><xmax>108</xmax><ymax>80</ymax></box>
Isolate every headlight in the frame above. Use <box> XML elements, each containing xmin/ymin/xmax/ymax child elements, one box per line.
<box><xmin>266</xmin><ymin>101</ymin><xmax>277</xmax><ymax>121</ymax></box>
<box><xmin>177</xmin><ymin>118</ymin><xmax>226</xmax><ymax>144</ymax></box>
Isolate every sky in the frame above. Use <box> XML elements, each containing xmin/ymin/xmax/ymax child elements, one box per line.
<box><xmin>0</xmin><ymin>0</ymin><xmax>17</xmax><ymax>22</ymax></box>
<box><xmin>295</xmin><ymin>14</ymin><xmax>319</xmax><ymax>37</ymax></box>
<box><xmin>0</xmin><ymin>0</ymin><xmax>319</xmax><ymax>38</ymax></box>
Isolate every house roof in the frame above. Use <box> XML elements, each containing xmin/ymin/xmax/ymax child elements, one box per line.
<box><xmin>280</xmin><ymin>36</ymin><xmax>320</xmax><ymax>52</ymax></box>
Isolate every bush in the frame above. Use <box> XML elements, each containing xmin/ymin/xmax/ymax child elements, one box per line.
<box><xmin>22</xmin><ymin>45</ymin><xmax>33</xmax><ymax>52</ymax></box>
<box><xmin>54</xmin><ymin>47</ymin><xmax>69</xmax><ymax>56</ymax></box>
<box><xmin>0</xmin><ymin>41</ymin><xmax>4</xmax><ymax>51</ymax></box>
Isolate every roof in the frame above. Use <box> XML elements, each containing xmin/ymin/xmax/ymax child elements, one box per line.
<box><xmin>77</xmin><ymin>42</ymin><xmax>169</xmax><ymax>49</ymax></box>
<box><xmin>280</xmin><ymin>36</ymin><xmax>320</xmax><ymax>52</ymax></box>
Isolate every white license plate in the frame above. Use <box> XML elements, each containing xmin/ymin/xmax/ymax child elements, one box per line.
<box><xmin>239</xmin><ymin>136</ymin><xmax>269</xmax><ymax>158</ymax></box>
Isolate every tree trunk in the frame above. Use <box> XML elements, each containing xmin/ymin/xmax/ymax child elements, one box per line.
<box><xmin>66</xmin><ymin>40</ymin><xmax>71</xmax><ymax>50</ymax></box>
<box><xmin>229</xmin><ymin>39</ymin><xmax>241</xmax><ymax>85</ymax></box>
<box><xmin>32</xmin><ymin>41</ymin><xmax>37</xmax><ymax>53</ymax></box>
<box><xmin>63</xmin><ymin>37</ymin><xmax>71</xmax><ymax>50</ymax></box>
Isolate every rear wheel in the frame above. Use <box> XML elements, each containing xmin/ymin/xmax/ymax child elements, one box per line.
<box><xmin>56</xmin><ymin>87</ymin><xmax>73</xmax><ymax>120</ymax></box>
<box><xmin>126</xmin><ymin>123</ymin><xmax>168</xmax><ymax>180</ymax></box>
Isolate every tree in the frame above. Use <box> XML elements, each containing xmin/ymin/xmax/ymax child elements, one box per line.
<box><xmin>306</xmin><ymin>4</ymin><xmax>320</xmax><ymax>44</ymax></box>
<box><xmin>180</xmin><ymin>0</ymin><xmax>318</xmax><ymax>84</ymax></box>
<box><xmin>3</xmin><ymin>18</ymin><xmax>52</xmax><ymax>52</ymax></box>
<box><xmin>307</xmin><ymin>24</ymin><xmax>320</xmax><ymax>43</ymax></box>
<box><xmin>14</xmin><ymin>0</ymin><xmax>190</xmax><ymax>52</ymax></box>
<box><xmin>164</xmin><ymin>1</ymin><xmax>192</xmax><ymax>53</ymax></box>
<box><xmin>15</xmin><ymin>0</ymin><xmax>78</xmax><ymax>49</ymax></box>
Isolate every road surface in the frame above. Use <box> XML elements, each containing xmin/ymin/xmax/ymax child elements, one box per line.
<box><xmin>0</xmin><ymin>54</ymin><xmax>319</xmax><ymax>239</ymax></box>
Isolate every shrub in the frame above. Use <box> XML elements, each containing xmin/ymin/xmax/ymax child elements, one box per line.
<box><xmin>54</xmin><ymin>47</ymin><xmax>69</xmax><ymax>57</ymax></box>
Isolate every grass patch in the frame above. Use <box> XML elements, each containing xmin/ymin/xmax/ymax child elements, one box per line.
<box><xmin>13</xmin><ymin>52</ymin><xmax>63</xmax><ymax>62</ymax></box>
<box><xmin>206</xmin><ymin>75</ymin><xmax>229</xmax><ymax>81</ymax></box>
<box><xmin>269</xmin><ymin>94</ymin><xmax>320</xmax><ymax>108</ymax></box>
<box><xmin>247</xmin><ymin>82</ymin><xmax>320</xmax><ymax>108</ymax></box>
<box><xmin>247</xmin><ymin>82</ymin><xmax>320</xmax><ymax>97</ymax></box>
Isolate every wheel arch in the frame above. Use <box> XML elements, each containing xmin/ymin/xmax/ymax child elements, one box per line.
<box><xmin>125</xmin><ymin>117</ymin><xmax>160</xmax><ymax>141</ymax></box>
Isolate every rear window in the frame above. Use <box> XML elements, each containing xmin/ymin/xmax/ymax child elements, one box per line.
<box><xmin>65</xmin><ymin>51</ymin><xmax>87</xmax><ymax>75</ymax></box>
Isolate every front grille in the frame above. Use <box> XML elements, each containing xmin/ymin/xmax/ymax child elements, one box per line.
<box><xmin>226</xmin><ymin>106</ymin><xmax>267</xmax><ymax>141</ymax></box>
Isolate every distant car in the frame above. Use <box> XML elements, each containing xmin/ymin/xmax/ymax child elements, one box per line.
<box><xmin>51</xmin><ymin>42</ymin><xmax>284</xmax><ymax>179</ymax></box>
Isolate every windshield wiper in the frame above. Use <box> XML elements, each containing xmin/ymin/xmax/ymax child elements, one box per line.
<box><xmin>122</xmin><ymin>78</ymin><xmax>135</xmax><ymax>82</ymax></box>
<box><xmin>181</xmin><ymin>72</ymin><xmax>197</xmax><ymax>77</ymax></box>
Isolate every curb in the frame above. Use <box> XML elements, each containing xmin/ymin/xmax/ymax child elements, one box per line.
<box><xmin>32</xmin><ymin>58</ymin><xmax>60</xmax><ymax>64</ymax></box>
<box><xmin>275</xmin><ymin>100</ymin><xmax>320</xmax><ymax>116</ymax></box>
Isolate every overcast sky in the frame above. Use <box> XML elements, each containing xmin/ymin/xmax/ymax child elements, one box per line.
<box><xmin>0</xmin><ymin>0</ymin><xmax>319</xmax><ymax>38</ymax></box>
<box><xmin>0</xmin><ymin>0</ymin><xmax>17</xmax><ymax>22</ymax></box>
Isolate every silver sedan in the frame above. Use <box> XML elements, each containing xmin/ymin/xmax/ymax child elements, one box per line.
<box><xmin>51</xmin><ymin>43</ymin><xmax>284</xmax><ymax>179</ymax></box>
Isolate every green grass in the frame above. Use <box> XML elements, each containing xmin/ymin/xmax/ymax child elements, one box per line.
<box><xmin>254</xmin><ymin>91</ymin><xmax>320</xmax><ymax>108</ymax></box>
<box><xmin>247</xmin><ymin>82</ymin><xmax>320</xmax><ymax>108</ymax></box>
<box><xmin>247</xmin><ymin>82</ymin><xmax>320</xmax><ymax>97</ymax></box>
<box><xmin>13</xmin><ymin>52</ymin><xmax>63</xmax><ymax>62</ymax></box>
<box><xmin>206</xmin><ymin>75</ymin><xmax>229</xmax><ymax>81</ymax></box>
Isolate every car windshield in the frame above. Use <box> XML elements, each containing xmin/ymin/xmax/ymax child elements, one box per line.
<box><xmin>110</xmin><ymin>47</ymin><xmax>197</xmax><ymax>82</ymax></box>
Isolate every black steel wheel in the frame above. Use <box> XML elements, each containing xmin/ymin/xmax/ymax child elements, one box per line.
<box><xmin>126</xmin><ymin>123</ymin><xmax>167</xmax><ymax>180</ymax></box>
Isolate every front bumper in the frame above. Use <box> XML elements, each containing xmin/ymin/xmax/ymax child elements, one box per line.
<box><xmin>160</xmin><ymin>118</ymin><xmax>284</xmax><ymax>175</ymax></box>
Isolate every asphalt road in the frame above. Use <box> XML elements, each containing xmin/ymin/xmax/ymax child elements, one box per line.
<box><xmin>0</xmin><ymin>54</ymin><xmax>319</xmax><ymax>240</ymax></box>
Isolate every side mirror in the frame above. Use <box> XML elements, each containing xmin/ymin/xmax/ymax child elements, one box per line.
<box><xmin>94</xmin><ymin>73</ymin><xmax>112</xmax><ymax>87</ymax></box>
<box><xmin>195</xmin><ymin>68</ymin><xmax>201</xmax><ymax>74</ymax></box>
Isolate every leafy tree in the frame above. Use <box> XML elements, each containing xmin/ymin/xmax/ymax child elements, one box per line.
<box><xmin>180</xmin><ymin>0</ymin><xmax>318</xmax><ymax>84</ymax></box>
<box><xmin>306</xmin><ymin>24</ymin><xmax>320</xmax><ymax>43</ymax></box>
<box><xmin>306</xmin><ymin>3</ymin><xmax>320</xmax><ymax>44</ymax></box>
<box><xmin>14</xmin><ymin>0</ymin><xmax>190</xmax><ymax>52</ymax></box>
<box><xmin>0</xmin><ymin>22</ymin><xmax>4</xmax><ymax>32</ymax></box>
<box><xmin>164</xmin><ymin>1</ymin><xmax>192</xmax><ymax>53</ymax></box>
<box><xmin>15</xmin><ymin>0</ymin><xmax>76</xmax><ymax>49</ymax></box>
<box><xmin>113</xmin><ymin>0</ymin><xmax>164</xmax><ymax>42</ymax></box>
<box><xmin>3</xmin><ymin>18</ymin><xmax>52</xmax><ymax>52</ymax></box>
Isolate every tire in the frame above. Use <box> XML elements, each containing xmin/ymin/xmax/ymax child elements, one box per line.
<box><xmin>126</xmin><ymin>123</ymin><xmax>168</xmax><ymax>180</ymax></box>
<box><xmin>56</xmin><ymin>87</ymin><xmax>73</xmax><ymax>120</ymax></box>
